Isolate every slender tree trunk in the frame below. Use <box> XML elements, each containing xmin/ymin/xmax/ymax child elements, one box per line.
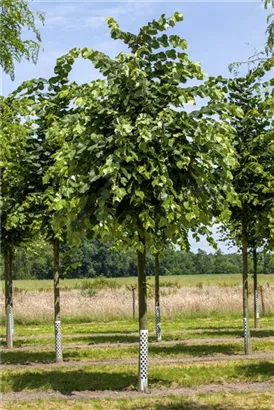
<box><xmin>253</xmin><ymin>247</ymin><xmax>259</xmax><ymax>329</ymax></box>
<box><xmin>53</xmin><ymin>238</ymin><xmax>63</xmax><ymax>363</ymax></box>
<box><xmin>137</xmin><ymin>246</ymin><xmax>148</xmax><ymax>392</ymax></box>
<box><xmin>155</xmin><ymin>252</ymin><xmax>162</xmax><ymax>342</ymax></box>
<box><xmin>242</xmin><ymin>224</ymin><xmax>251</xmax><ymax>355</ymax></box>
<box><xmin>132</xmin><ymin>287</ymin><xmax>136</xmax><ymax>319</ymax></box>
<box><xmin>260</xmin><ymin>285</ymin><xmax>265</xmax><ymax>316</ymax></box>
<box><xmin>4</xmin><ymin>247</ymin><xmax>14</xmax><ymax>349</ymax></box>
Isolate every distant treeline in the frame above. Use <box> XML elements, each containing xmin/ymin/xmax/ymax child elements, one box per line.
<box><xmin>1</xmin><ymin>239</ymin><xmax>274</xmax><ymax>280</ymax></box>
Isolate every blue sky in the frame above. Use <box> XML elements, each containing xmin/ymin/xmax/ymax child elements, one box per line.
<box><xmin>1</xmin><ymin>1</ymin><xmax>271</xmax><ymax>253</ymax></box>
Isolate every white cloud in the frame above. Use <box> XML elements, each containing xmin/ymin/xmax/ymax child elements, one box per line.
<box><xmin>85</xmin><ymin>16</ymin><xmax>106</xmax><ymax>29</ymax></box>
<box><xmin>33</xmin><ymin>1</ymin><xmax>153</xmax><ymax>32</ymax></box>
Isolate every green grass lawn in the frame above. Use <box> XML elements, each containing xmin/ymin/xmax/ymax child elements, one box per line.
<box><xmin>1</xmin><ymin>273</ymin><xmax>273</xmax><ymax>291</ymax></box>
<box><xmin>1</xmin><ymin>359</ymin><xmax>274</xmax><ymax>393</ymax></box>
<box><xmin>1</xmin><ymin>314</ymin><xmax>274</xmax><ymax>409</ymax></box>
<box><xmin>1</xmin><ymin>316</ymin><xmax>273</xmax><ymax>337</ymax></box>
<box><xmin>1</xmin><ymin>340</ymin><xmax>274</xmax><ymax>365</ymax></box>
<box><xmin>3</xmin><ymin>392</ymin><xmax>274</xmax><ymax>410</ymax></box>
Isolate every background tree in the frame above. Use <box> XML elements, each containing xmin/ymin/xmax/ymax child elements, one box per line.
<box><xmin>9</xmin><ymin>73</ymin><xmax>78</xmax><ymax>363</ymax></box>
<box><xmin>0</xmin><ymin>0</ymin><xmax>45</xmax><ymax>80</ymax></box>
<box><xmin>0</xmin><ymin>94</ymin><xmax>37</xmax><ymax>348</ymax></box>
<box><xmin>222</xmin><ymin>62</ymin><xmax>274</xmax><ymax>353</ymax></box>
<box><xmin>2</xmin><ymin>240</ymin><xmax>273</xmax><ymax>279</ymax></box>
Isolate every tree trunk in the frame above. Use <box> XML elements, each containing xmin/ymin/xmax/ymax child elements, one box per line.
<box><xmin>260</xmin><ymin>285</ymin><xmax>265</xmax><ymax>316</ymax></box>
<box><xmin>155</xmin><ymin>252</ymin><xmax>162</xmax><ymax>342</ymax></box>
<box><xmin>242</xmin><ymin>226</ymin><xmax>251</xmax><ymax>355</ymax></box>
<box><xmin>132</xmin><ymin>287</ymin><xmax>136</xmax><ymax>319</ymax></box>
<box><xmin>137</xmin><ymin>247</ymin><xmax>148</xmax><ymax>392</ymax></box>
<box><xmin>53</xmin><ymin>238</ymin><xmax>63</xmax><ymax>363</ymax></box>
<box><xmin>253</xmin><ymin>247</ymin><xmax>259</xmax><ymax>329</ymax></box>
<box><xmin>4</xmin><ymin>247</ymin><xmax>14</xmax><ymax>349</ymax></box>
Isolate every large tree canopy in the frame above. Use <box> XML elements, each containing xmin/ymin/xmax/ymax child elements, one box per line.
<box><xmin>43</xmin><ymin>13</ymin><xmax>240</xmax><ymax>253</ymax></box>
<box><xmin>0</xmin><ymin>0</ymin><xmax>45</xmax><ymax>80</ymax></box>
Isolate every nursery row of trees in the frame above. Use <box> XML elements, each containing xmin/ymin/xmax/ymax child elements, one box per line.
<box><xmin>1</xmin><ymin>240</ymin><xmax>274</xmax><ymax>279</ymax></box>
<box><xmin>1</xmin><ymin>0</ymin><xmax>274</xmax><ymax>391</ymax></box>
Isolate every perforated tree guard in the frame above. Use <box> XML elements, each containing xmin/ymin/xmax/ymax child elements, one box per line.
<box><xmin>10</xmin><ymin>305</ymin><xmax>14</xmax><ymax>336</ymax></box>
<box><xmin>54</xmin><ymin>320</ymin><xmax>63</xmax><ymax>362</ymax></box>
<box><xmin>6</xmin><ymin>305</ymin><xmax>13</xmax><ymax>349</ymax></box>
<box><xmin>243</xmin><ymin>316</ymin><xmax>250</xmax><ymax>354</ymax></box>
<box><xmin>155</xmin><ymin>305</ymin><xmax>162</xmax><ymax>342</ymax></box>
<box><xmin>255</xmin><ymin>289</ymin><xmax>259</xmax><ymax>319</ymax></box>
<box><xmin>138</xmin><ymin>329</ymin><xmax>148</xmax><ymax>392</ymax></box>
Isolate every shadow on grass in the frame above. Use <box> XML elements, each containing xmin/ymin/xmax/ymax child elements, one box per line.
<box><xmin>1</xmin><ymin>342</ymin><xmax>244</xmax><ymax>365</ymax></box>
<box><xmin>1</xmin><ymin>369</ymin><xmax>153</xmax><ymax>393</ymax></box>
<box><xmin>195</xmin><ymin>329</ymin><xmax>274</xmax><ymax>338</ymax></box>
<box><xmin>1</xmin><ymin>350</ymin><xmax>56</xmax><ymax>364</ymax></box>
<box><xmin>2</xmin><ymin>361</ymin><xmax>273</xmax><ymax>394</ymax></box>
<box><xmin>0</xmin><ymin>334</ymin><xmax>138</xmax><ymax>348</ymax></box>
<box><xmin>73</xmin><ymin>330</ymin><xmax>138</xmax><ymax>335</ymax></box>
<box><xmin>237</xmin><ymin>361</ymin><xmax>274</xmax><ymax>377</ymax></box>
<box><xmin>0</xmin><ymin>340</ymin><xmax>23</xmax><ymax>348</ymax></box>
<box><xmin>147</xmin><ymin>402</ymin><xmax>252</xmax><ymax>410</ymax></box>
<box><xmin>84</xmin><ymin>334</ymin><xmax>138</xmax><ymax>344</ymax></box>
<box><xmin>150</xmin><ymin>343</ymin><xmax>240</xmax><ymax>357</ymax></box>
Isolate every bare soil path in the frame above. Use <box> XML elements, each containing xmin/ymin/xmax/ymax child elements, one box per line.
<box><xmin>1</xmin><ymin>381</ymin><xmax>274</xmax><ymax>403</ymax></box>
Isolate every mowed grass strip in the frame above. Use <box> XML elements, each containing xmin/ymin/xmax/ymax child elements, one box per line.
<box><xmin>2</xmin><ymin>392</ymin><xmax>274</xmax><ymax>410</ymax></box>
<box><xmin>1</xmin><ymin>359</ymin><xmax>274</xmax><ymax>393</ymax></box>
<box><xmin>1</xmin><ymin>328</ymin><xmax>274</xmax><ymax>348</ymax></box>
<box><xmin>1</xmin><ymin>316</ymin><xmax>273</xmax><ymax>337</ymax></box>
<box><xmin>1</xmin><ymin>340</ymin><xmax>274</xmax><ymax>365</ymax></box>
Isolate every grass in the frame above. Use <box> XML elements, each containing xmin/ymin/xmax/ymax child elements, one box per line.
<box><xmin>1</xmin><ymin>340</ymin><xmax>274</xmax><ymax>365</ymax></box>
<box><xmin>1</xmin><ymin>284</ymin><xmax>273</xmax><ymax>324</ymax></box>
<box><xmin>1</xmin><ymin>287</ymin><xmax>273</xmax><ymax>409</ymax></box>
<box><xmin>1</xmin><ymin>315</ymin><xmax>273</xmax><ymax>337</ymax></box>
<box><xmin>1</xmin><ymin>274</ymin><xmax>274</xmax><ymax>290</ymax></box>
<box><xmin>3</xmin><ymin>392</ymin><xmax>274</xmax><ymax>410</ymax></box>
<box><xmin>1</xmin><ymin>359</ymin><xmax>274</xmax><ymax>393</ymax></box>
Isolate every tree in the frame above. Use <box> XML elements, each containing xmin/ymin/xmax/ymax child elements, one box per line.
<box><xmin>43</xmin><ymin>13</ymin><xmax>241</xmax><ymax>391</ymax></box>
<box><xmin>222</xmin><ymin>62</ymin><xmax>274</xmax><ymax>352</ymax></box>
<box><xmin>193</xmin><ymin>249</ymin><xmax>214</xmax><ymax>275</ymax></box>
<box><xmin>0</xmin><ymin>0</ymin><xmax>45</xmax><ymax>80</ymax></box>
<box><xmin>0</xmin><ymin>95</ymin><xmax>36</xmax><ymax>347</ymax></box>
<box><xmin>0</xmin><ymin>0</ymin><xmax>45</xmax><ymax>344</ymax></box>
<box><xmin>229</xmin><ymin>1</ymin><xmax>274</xmax><ymax>73</ymax></box>
<box><xmin>11</xmin><ymin>74</ymin><xmax>74</xmax><ymax>362</ymax></box>
<box><xmin>264</xmin><ymin>0</ymin><xmax>274</xmax><ymax>56</ymax></box>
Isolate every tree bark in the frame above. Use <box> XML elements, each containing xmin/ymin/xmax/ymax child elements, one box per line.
<box><xmin>53</xmin><ymin>238</ymin><xmax>63</xmax><ymax>362</ymax></box>
<box><xmin>132</xmin><ymin>287</ymin><xmax>136</xmax><ymax>319</ymax></box>
<box><xmin>137</xmin><ymin>246</ymin><xmax>148</xmax><ymax>392</ymax></box>
<box><xmin>260</xmin><ymin>285</ymin><xmax>265</xmax><ymax>316</ymax></box>
<box><xmin>4</xmin><ymin>247</ymin><xmax>14</xmax><ymax>349</ymax></box>
<box><xmin>253</xmin><ymin>247</ymin><xmax>259</xmax><ymax>329</ymax></box>
<box><xmin>242</xmin><ymin>223</ymin><xmax>251</xmax><ymax>355</ymax></box>
<box><xmin>155</xmin><ymin>252</ymin><xmax>162</xmax><ymax>342</ymax></box>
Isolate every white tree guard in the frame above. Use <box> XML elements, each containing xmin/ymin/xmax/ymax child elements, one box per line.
<box><xmin>255</xmin><ymin>289</ymin><xmax>259</xmax><ymax>319</ymax></box>
<box><xmin>54</xmin><ymin>320</ymin><xmax>63</xmax><ymax>362</ymax></box>
<box><xmin>6</xmin><ymin>305</ymin><xmax>13</xmax><ymax>348</ymax></box>
<box><xmin>11</xmin><ymin>305</ymin><xmax>14</xmax><ymax>336</ymax></box>
<box><xmin>155</xmin><ymin>305</ymin><xmax>162</xmax><ymax>342</ymax></box>
<box><xmin>138</xmin><ymin>329</ymin><xmax>148</xmax><ymax>392</ymax></box>
<box><xmin>243</xmin><ymin>316</ymin><xmax>250</xmax><ymax>353</ymax></box>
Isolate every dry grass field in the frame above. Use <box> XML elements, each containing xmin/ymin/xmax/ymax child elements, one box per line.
<box><xmin>0</xmin><ymin>283</ymin><xmax>274</xmax><ymax>324</ymax></box>
<box><xmin>1</xmin><ymin>276</ymin><xmax>274</xmax><ymax>409</ymax></box>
